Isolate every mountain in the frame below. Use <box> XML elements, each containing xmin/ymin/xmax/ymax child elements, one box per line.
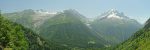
<box><xmin>144</xmin><ymin>18</ymin><xmax>150</xmax><ymax>29</ymax></box>
<box><xmin>38</xmin><ymin>9</ymin><xmax>108</xmax><ymax>48</ymax></box>
<box><xmin>96</xmin><ymin>9</ymin><xmax>129</xmax><ymax>19</ymax></box>
<box><xmin>0</xmin><ymin>12</ymin><xmax>68</xmax><ymax>50</ymax></box>
<box><xmin>3</xmin><ymin>9</ymin><xmax>109</xmax><ymax>49</ymax></box>
<box><xmin>3</xmin><ymin>9</ymin><xmax>144</xmax><ymax>49</ymax></box>
<box><xmin>114</xmin><ymin>18</ymin><xmax>150</xmax><ymax>50</ymax></box>
<box><xmin>90</xmin><ymin>9</ymin><xmax>142</xmax><ymax>45</ymax></box>
<box><xmin>3</xmin><ymin>9</ymin><xmax>56</xmax><ymax>33</ymax></box>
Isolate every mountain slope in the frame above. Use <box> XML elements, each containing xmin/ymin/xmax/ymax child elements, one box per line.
<box><xmin>0</xmin><ymin>12</ymin><xmax>68</xmax><ymax>50</ymax></box>
<box><xmin>39</xmin><ymin>9</ymin><xmax>108</xmax><ymax>48</ymax></box>
<box><xmin>114</xmin><ymin>18</ymin><xmax>150</xmax><ymax>50</ymax></box>
<box><xmin>3</xmin><ymin>9</ymin><xmax>109</xmax><ymax>48</ymax></box>
<box><xmin>90</xmin><ymin>9</ymin><xmax>142</xmax><ymax>45</ymax></box>
<box><xmin>3</xmin><ymin>9</ymin><xmax>56</xmax><ymax>33</ymax></box>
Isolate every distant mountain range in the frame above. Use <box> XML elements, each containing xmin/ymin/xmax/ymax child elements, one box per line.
<box><xmin>2</xmin><ymin>9</ymin><xmax>143</xmax><ymax>49</ymax></box>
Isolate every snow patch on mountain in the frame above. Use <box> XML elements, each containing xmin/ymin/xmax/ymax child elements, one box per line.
<box><xmin>97</xmin><ymin>9</ymin><xmax>129</xmax><ymax>20</ymax></box>
<box><xmin>107</xmin><ymin>12</ymin><xmax>123</xmax><ymax>19</ymax></box>
<box><xmin>34</xmin><ymin>10</ymin><xmax>57</xmax><ymax>16</ymax></box>
<box><xmin>32</xmin><ymin>10</ymin><xmax>57</xmax><ymax>27</ymax></box>
<box><xmin>106</xmin><ymin>9</ymin><xmax>123</xmax><ymax>19</ymax></box>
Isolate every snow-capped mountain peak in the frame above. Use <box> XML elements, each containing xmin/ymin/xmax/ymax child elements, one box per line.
<box><xmin>98</xmin><ymin>9</ymin><xmax>129</xmax><ymax>20</ymax></box>
<box><xmin>106</xmin><ymin>9</ymin><xmax>122</xmax><ymax>19</ymax></box>
<box><xmin>107</xmin><ymin>12</ymin><xmax>123</xmax><ymax>19</ymax></box>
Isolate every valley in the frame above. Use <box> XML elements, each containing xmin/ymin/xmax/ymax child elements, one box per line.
<box><xmin>0</xmin><ymin>9</ymin><xmax>149</xmax><ymax>50</ymax></box>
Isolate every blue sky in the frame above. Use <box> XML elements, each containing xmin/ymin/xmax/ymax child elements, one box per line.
<box><xmin>0</xmin><ymin>0</ymin><xmax>150</xmax><ymax>24</ymax></box>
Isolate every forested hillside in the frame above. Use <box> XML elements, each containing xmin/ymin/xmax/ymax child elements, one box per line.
<box><xmin>0</xmin><ymin>12</ymin><xmax>68</xmax><ymax>50</ymax></box>
<box><xmin>114</xmin><ymin>18</ymin><xmax>150</xmax><ymax>50</ymax></box>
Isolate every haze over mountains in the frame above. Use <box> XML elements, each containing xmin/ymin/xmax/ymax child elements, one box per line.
<box><xmin>1</xmin><ymin>9</ymin><xmax>147</xmax><ymax>50</ymax></box>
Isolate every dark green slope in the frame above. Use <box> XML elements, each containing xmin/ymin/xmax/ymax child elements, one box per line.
<box><xmin>39</xmin><ymin>9</ymin><xmax>107</xmax><ymax>48</ymax></box>
<box><xmin>114</xmin><ymin>18</ymin><xmax>150</xmax><ymax>50</ymax></box>
<box><xmin>23</xmin><ymin>28</ymin><xmax>69</xmax><ymax>50</ymax></box>
<box><xmin>0</xmin><ymin>12</ymin><xmax>68</xmax><ymax>50</ymax></box>
<box><xmin>144</xmin><ymin>18</ymin><xmax>150</xmax><ymax>29</ymax></box>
